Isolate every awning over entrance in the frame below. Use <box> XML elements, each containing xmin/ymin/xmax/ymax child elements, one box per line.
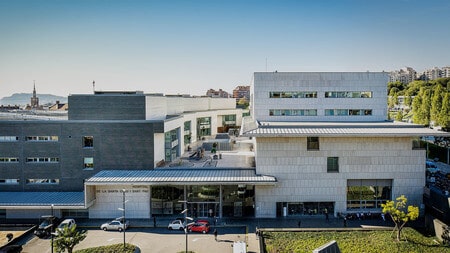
<box><xmin>85</xmin><ymin>168</ymin><xmax>277</xmax><ymax>186</ymax></box>
<box><xmin>0</xmin><ymin>192</ymin><xmax>85</xmax><ymax>209</ymax></box>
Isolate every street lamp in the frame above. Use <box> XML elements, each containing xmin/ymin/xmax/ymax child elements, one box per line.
<box><xmin>118</xmin><ymin>189</ymin><xmax>126</xmax><ymax>251</ymax></box>
<box><xmin>51</xmin><ymin>204</ymin><xmax>54</xmax><ymax>253</ymax></box>
<box><xmin>179</xmin><ymin>202</ymin><xmax>194</xmax><ymax>253</ymax></box>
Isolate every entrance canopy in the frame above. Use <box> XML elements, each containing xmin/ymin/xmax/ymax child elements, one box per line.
<box><xmin>85</xmin><ymin>168</ymin><xmax>277</xmax><ymax>186</ymax></box>
<box><xmin>0</xmin><ymin>192</ymin><xmax>84</xmax><ymax>209</ymax></box>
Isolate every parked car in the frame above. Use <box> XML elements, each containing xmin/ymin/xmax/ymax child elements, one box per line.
<box><xmin>188</xmin><ymin>222</ymin><xmax>210</xmax><ymax>233</ymax></box>
<box><xmin>168</xmin><ymin>219</ymin><xmax>185</xmax><ymax>230</ymax></box>
<box><xmin>100</xmin><ymin>217</ymin><xmax>129</xmax><ymax>231</ymax></box>
<box><xmin>34</xmin><ymin>215</ymin><xmax>58</xmax><ymax>238</ymax></box>
<box><xmin>54</xmin><ymin>218</ymin><xmax>76</xmax><ymax>235</ymax></box>
<box><xmin>195</xmin><ymin>219</ymin><xmax>210</xmax><ymax>225</ymax></box>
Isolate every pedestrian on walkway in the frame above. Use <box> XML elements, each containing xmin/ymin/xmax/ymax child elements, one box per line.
<box><xmin>298</xmin><ymin>220</ymin><xmax>301</xmax><ymax>228</ymax></box>
<box><xmin>324</xmin><ymin>208</ymin><xmax>329</xmax><ymax>222</ymax></box>
<box><xmin>214</xmin><ymin>229</ymin><xmax>218</xmax><ymax>241</ymax></box>
<box><xmin>153</xmin><ymin>216</ymin><xmax>156</xmax><ymax>227</ymax></box>
<box><xmin>343</xmin><ymin>217</ymin><xmax>347</xmax><ymax>227</ymax></box>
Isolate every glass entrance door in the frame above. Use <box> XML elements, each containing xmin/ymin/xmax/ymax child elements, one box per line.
<box><xmin>195</xmin><ymin>202</ymin><xmax>218</xmax><ymax>218</ymax></box>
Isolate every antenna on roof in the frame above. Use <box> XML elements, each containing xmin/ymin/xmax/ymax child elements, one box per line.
<box><xmin>92</xmin><ymin>80</ymin><xmax>95</xmax><ymax>94</ymax></box>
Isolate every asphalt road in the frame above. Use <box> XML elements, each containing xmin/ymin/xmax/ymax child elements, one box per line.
<box><xmin>21</xmin><ymin>226</ymin><xmax>251</xmax><ymax>253</ymax></box>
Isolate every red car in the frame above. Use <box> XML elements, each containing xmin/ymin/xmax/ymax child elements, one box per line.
<box><xmin>188</xmin><ymin>222</ymin><xmax>210</xmax><ymax>233</ymax></box>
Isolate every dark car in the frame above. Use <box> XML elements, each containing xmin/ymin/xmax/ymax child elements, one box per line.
<box><xmin>34</xmin><ymin>215</ymin><xmax>57</xmax><ymax>238</ymax></box>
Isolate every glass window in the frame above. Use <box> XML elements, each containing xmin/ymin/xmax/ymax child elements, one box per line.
<box><xmin>26</xmin><ymin>179</ymin><xmax>59</xmax><ymax>184</ymax></box>
<box><xmin>347</xmin><ymin>179</ymin><xmax>392</xmax><ymax>210</ymax></box>
<box><xmin>83</xmin><ymin>136</ymin><xmax>93</xmax><ymax>148</ymax></box>
<box><xmin>0</xmin><ymin>136</ymin><xmax>19</xmax><ymax>142</ymax></box>
<box><xmin>0</xmin><ymin>179</ymin><xmax>20</xmax><ymax>184</ymax></box>
<box><xmin>327</xmin><ymin>157</ymin><xmax>339</xmax><ymax>172</ymax></box>
<box><xmin>307</xmin><ymin>137</ymin><xmax>319</xmax><ymax>150</ymax></box>
<box><xmin>84</xmin><ymin>157</ymin><xmax>94</xmax><ymax>169</ymax></box>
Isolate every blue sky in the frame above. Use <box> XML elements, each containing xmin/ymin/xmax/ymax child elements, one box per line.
<box><xmin>1</xmin><ymin>0</ymin><xmax>449</xmax><ymax>97</ymax></box>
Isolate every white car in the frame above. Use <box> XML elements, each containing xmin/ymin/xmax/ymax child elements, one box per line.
<box><xmin>54</xmin><ymin>219</ymin><xmax>76</xmax><ymax>235</ymax></box>
<box><xmin>167</xmin><ymin>220</ymin><xmax>185</xmax><ymax>230</ymax></box>
<box><xmin>101</xmin><ymin>218</ymin><xmax>129</xmax><ymax>232</ymax></box>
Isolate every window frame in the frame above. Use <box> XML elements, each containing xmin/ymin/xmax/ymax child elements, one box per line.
<box><xmin>327</xmin><ymin>157</ymin><xmax>339</xmax><ymax>173</ymax></box>
<box><xmin>307</xmin><ymin>137</ymin><xmax>320</xmax><ymax>151</ymax></box>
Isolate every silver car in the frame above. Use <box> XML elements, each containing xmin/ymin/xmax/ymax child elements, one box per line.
<box><xmin>100</xmin><ymin>218</ymin><xmax>129</xmax><ymax>232</ymax></box>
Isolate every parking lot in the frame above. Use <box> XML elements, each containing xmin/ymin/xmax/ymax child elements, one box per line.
<box><xmin>21</xmin><ymin>226</ymin><xmax>254</xmax><ymax>253</ymax></box>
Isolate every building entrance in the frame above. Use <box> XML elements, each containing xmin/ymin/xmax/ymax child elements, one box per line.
<box><xmin>191</xmin><ymin>202</ymin><xmax>218</xmax><ymax>218</ymax></box>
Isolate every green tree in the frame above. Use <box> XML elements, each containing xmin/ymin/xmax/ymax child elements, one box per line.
<box><xmin>395</xmin><ymin>110</ymin><xmax>403</xmax><ymax>122</ymax></box>
<box><xmin>430</xmin><ymin>84</ymin><xmax>443</xmax><ymax>124</ymax></box>
<box><xmin>53</xmin><ymin>224</ymin><xmax>87</xmax><ymax>253</ymax></box>
<box><xmin>438</xmin><ymin>92</ymin><xmax>450</xmax><ymax>129</ymax></box>
<box><xmin>381</xmin><ymin>195</ymin><xmax>419</xmax><ymax>242</ymax></box>
<box><xmin>412</xmin><ymin>88</ymin><xmax>431</xmax><ymax>126</ymax></box>
<box><xmin>237</xmin><ymin>97</ymin><xmax>249</xmax><ymax>108</ymax></box>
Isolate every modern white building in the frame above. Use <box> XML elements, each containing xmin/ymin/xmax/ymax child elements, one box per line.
<box><xmin>242</xmin><ymin>72</ymin><xmax>449</xmax><ymax>218</ymax></box>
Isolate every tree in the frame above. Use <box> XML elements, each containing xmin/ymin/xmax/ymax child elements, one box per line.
<box><xmin>430</xmin><ymin>84</ymin><xmax>443</xmax><ymax>124</ymax></box>
<box><xmin>53</xmin><ymin>224</ymin><xmax>87</xmax><ymax>253</ymax></box>
<box><xmin>438</xmin><ymin>92</ymin><xmax>450</xmax><ymax>129</ymax></box>
<box><xmin>395</xmin><ymin>110</ymin><xmax>403</xmax><ymax>122</ymax></box>
<box><xmin>381</xmin><ymin>195</ymin><xmax>419</xmax><ymax>242</ymax></box>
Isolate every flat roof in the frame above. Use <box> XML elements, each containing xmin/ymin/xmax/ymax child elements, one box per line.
<box><xmin>85</xmin><ymin>168</ymin><xmax>277</xmax><ymax>185</ymax></box>
<box><xmin>0</xmin><ymin>192</ymin><xmax>84</xmax><ymax>209</ymax></box>
<box><xmin>242</xmin><ymin>121</ymin><xmax>450</xmax><ymax>137</ymax></box>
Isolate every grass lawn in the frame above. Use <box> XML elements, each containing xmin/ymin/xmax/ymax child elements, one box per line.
<box><xmin>264</xmin><ymin>228</ymin><xmax>450</xmax><ymax>253</ymax></box>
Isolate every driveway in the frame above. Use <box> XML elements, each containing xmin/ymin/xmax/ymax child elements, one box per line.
<box><xmin>21</xmin><ymin>226</ymin><xmax>256</xmax><ymax>253</ymax></box>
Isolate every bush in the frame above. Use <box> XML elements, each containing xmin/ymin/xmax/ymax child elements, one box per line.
<box><xmin>264</xmin><ymin>228</ymin><xmax>449</xmax><ymax>253</ymax></box>
<box><xmin>75</xmin><ymin>243</ymin><xmax>136</xmax><ymax>253</ymax></box>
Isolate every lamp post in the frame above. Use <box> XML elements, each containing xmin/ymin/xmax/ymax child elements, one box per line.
<box><xmin>51</xmin><ymin>204</ymin><xmax>54</xmax><ymax>253</ymax></box>
<box><xmin>179</xmin><ymin>201</ymin><xmax>193</xmax><ymax>253</ymax></box>
<box><xmin>118</xmin><ymin>189</ymin><xmax>126</xmax><ymax>252</ymax></box>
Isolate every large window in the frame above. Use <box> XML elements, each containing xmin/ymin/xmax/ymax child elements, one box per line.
<box><xmin>83</xmin><ymin>136</ymin><xmax>93</xmax><ymax>148</ymax></box>
<box><xmin>307</xmin><ymin>137</ymin><xmax>319</xmax><ymax>150</ymax></box>
<box><xmin>327</xmin><ymin>157</ymin><xmax>339</xmax><ymax>172</ymax></box>
<box><xmin>347</xmin><ymin>179</ymin><xmax>392</xmax><ymax>210</ymax></box>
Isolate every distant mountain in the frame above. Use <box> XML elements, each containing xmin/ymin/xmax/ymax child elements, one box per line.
<box><xmin>0</xmin><ymin>93</ymin><xmax>67</xmax><ymax>106</ymax></box>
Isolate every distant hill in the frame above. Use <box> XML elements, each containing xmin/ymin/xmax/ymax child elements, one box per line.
<box><xmin>0</xmin><ymin>93</ymin><xmax>68</xmax><ymax>106</ymax></box>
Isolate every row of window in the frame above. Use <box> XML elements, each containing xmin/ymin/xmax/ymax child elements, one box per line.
<box><xmin>0</xmin><ymin>157</ymin><xmax>19</xmax><ymax>163</ymax></box>
<box><xmin>0</xmin><ymin>179</ymin><xmax>59</xmax><ymax>184</ymax></box>
<box><xmin>269</xmin><ymin>91</ymin><xmax>372</xmax><ymax>98</ymax></box>
<box><xmin>25</xmin><ymin>136</ymin><xmax>59</xmax><ymax>141</ymax></box>
<box><xmin>270</xmin><ymin>91</ymin><xmax>317</xmax><ymax>98</ymax></box>
<box><xmin>26</xmin><ymin>157</ymin><xmax>59</xmax><ymax>163</ymax></box>
<box><xmin>0</xmin><ymin>157</ymin><xmax>94</xmax><ymax>169</ymax></box>
<box><xmin>269</xmin><ymin>109</ymin><xmax>317</xmax><ymax>116</ymax></box>
<box><xmin>269</xmin><ymin>109</ymin><xmax>373</xmax><ymax>116</ymax></box>
<box><xmin>0</xmin><ymin>135</ymin><xmax>94</xmax><ymax>147</ymax></box>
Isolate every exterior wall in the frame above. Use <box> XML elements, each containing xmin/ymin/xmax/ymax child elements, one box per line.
<box><xmin>253</xmin><ymin>72</ymin><xmax>388</xmax><ymax>122</ymax></box>
<box><xmin>69</xmin><ymin>94</ymin><xmax>146</xmax><ymax>120</ymax></box>
<box><xmin>254</xmin><ymin>136</ymin><xmax>426</xmax><ymax>218</ymax></box>
<box><xmin>0</xmin><ymin>121</ymin><xmax>158</xmax><ymax>192</ymax></box>
<box><xmin>153</xmin><ymin>133</ymin><xmax>165</xmax><ymax>166</ymax></box>
<box><xmin>89</xmin><ymin>185</ymin><xmax>150</xmax><ymax>219</ymax></box>
<box><xmin>145</xmin><ymin>96</ymin><xmax>167</xmax><ymax>120</ymax></box>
